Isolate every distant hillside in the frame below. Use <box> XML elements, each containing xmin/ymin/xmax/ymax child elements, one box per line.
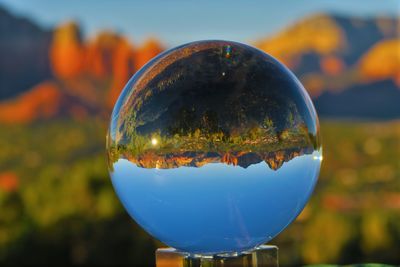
<box><xmin>255</xmin><ymin>14</ymin><xmax>398</xmax><ymax>71</ymax></box>
<box><xmin>315</xmin><ymin>80</ymin><xmax>400</xmax><ymax>119</ymax></box>
<box><xmin>255</xmin><ymin>13</ymin><xmax>399</xmax><ymax>118</ymax></box>
<box><xmin>0</xmin><ymin>7</ymin><xmax>398</xmax><ymax>122</ymax></box>
<box><xmin>0</xmin><ymin>6</ymin><xmax>53</xmax><ymax>99</ymax></box>
<box><xmin>0</xmin><ymin>7</ymin><xmax>164</xmax><ymax>123</ymax></box>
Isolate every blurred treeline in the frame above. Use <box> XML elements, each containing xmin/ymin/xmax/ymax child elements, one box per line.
<box><xmin>0</xmin><ymin>120</ymin><xmax>399</xmax><ymax>265</ymax></box>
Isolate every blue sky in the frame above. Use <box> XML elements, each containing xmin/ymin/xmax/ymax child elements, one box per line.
<box><xmin>1</xmin><ymin>0</ymin><xmax>398</xmax><ymax>46</ymax></box>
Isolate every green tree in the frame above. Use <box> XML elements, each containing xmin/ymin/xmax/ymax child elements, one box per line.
<box><xmin>262</xmin><ymin>117</ymin><xmax>276</xmax><ymax>135</ymax></box>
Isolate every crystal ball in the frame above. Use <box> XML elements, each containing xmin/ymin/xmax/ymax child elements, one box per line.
<box><xmin>107</xmin><ymin>40</ymin><xmax>322</xmax><ymax>255</ymax></box>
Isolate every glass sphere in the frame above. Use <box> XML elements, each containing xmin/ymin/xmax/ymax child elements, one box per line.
<box><xmin>107</xmin><ymin>40</ymin><xmax>322</xmax><ymax>255</ymax></box>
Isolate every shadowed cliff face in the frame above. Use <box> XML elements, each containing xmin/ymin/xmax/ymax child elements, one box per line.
<box><xmin>0</xmin><ymin>6</ymin><xmax>52</xmax><ymax>100</ymax></box>
<box><xmin>108</xmin><ymin>40</ymin><xmax>320</xmax><ymax>171</ymax></box>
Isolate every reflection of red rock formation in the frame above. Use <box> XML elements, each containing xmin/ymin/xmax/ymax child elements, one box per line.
<box><xmin>0</xmin><ymin>82</ymin><xmax>61</xmax><ymax>123</ymax></box>
<box><xmin>264</xmin><ymin>150</ymin><xmax>285</xmax><ymax>170</ymax></box>
<box><xmin>0</xmin><ymin>171</ymin><xmax>19</xmax><ymax>192</ymax></box>
<box><xmin>50</xmin><ymin>22</ymin><xmax>84</xmax><ymax>79</ymax></box>
<box><xmin>263</xmin><ymin>150</ymin><xmax>301</xmax><ymax>170</ymax></box>
<box><xmin>126</xmin><ymin>147</ymin><xmax>313</xmax><ymax>170</ymax></box>
<box><xmin>222</xmin><ymin>153</ymin><xmax>239</xmax><ymax>166</ymax></box>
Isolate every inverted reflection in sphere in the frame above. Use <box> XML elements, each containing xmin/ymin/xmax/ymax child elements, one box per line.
<box><xmin>107</xmin><ymin>40</ymin><xmax>322</xmax><ymax>255</ymax></box>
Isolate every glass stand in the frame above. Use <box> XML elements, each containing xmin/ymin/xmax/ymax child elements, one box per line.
<box><xmin>156</xmin><ymin>245</ymin><xmax>279</xmax><ymax>267</ymax></box>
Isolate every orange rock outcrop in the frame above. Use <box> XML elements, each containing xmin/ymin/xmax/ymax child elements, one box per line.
<box><xmin>134</xmin><ymin>38</ymin><xmax>164</xmax><ymax>70</ymax></box>
<box><xmin>0</xmin><ymin>81</ymin><xmax>61</xmax><ymax>123</ymax></box>
<box><xmin>254</xmin><ymin>14</ymin><xmax>345</xmax><ymax>67</ymax></box>
<box><xmin>50</xmin><ymin>22</ymin><xmax>85</xmax><ymax>79</ymax></box>
<box><xmin>359</xmin><ymin>39</ymin><xmax>400</xmax><ymax>85</ymax></box>
<box><xmin>0</xmin><ymin>22</ymin><xmax>166</xmax><ymax>124</ymax></box>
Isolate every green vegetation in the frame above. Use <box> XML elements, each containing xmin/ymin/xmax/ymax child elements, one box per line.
<box><xmin>0</xmin><ymin>119</ymin><xmax>399</xmax><ymax>265</ymax></box>
<box><xmin>110</xmin><ymin>111</ymin><xmax>314</xmax><ymax>164</ymax></box>
<box><xmin>0</xmin><ymin>120</ymin><xmax>159</xmax><ymax>265</ymax></box>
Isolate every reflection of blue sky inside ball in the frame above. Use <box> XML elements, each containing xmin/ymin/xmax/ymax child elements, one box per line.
<box><xmin>111</xmin><ymin>151</ymin><xmax>321</xmax><ymax>254</ymax></box>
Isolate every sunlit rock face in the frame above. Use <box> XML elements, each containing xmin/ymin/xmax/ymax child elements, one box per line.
<box><xmin>107</xmin><ymin>40</ymin><xmax>322</xmax><ymax>255</ymax></box>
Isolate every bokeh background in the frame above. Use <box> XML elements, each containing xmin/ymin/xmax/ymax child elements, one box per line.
<box><xmin>0</xmin><ymin>0</ymin><xmax>399</xmax><ymax>265</ymax></box>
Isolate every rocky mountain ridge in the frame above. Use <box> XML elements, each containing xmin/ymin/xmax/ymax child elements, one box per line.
<box><xmin>0</xmin><ymin>6</ymin><xmax>398</xmax><ymax>122</ymax></box>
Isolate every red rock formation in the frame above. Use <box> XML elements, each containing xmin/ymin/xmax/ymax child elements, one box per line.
<box><xmin>0</xmin><ymin>21</ymin><xmax>166</xmax><ymax>124</ymax></box>
<box><xmin>85</xmin><ymin>32</ymin><xmax>138</xmax><ymax>108</ymax></box>
<box><xmin>0</xmin><ymin>81</ymin><xmax>61</xmax><ymax>123</ymax></box>
<box><xmin>134</xmin><ymin>38</ymin><xmax>164</xmax><ymax>70</ymax></box>
<box><xmin>359</xmin><ymin>39</ymin><xmax>400</xmax><ymax>86</ymax></box>
<box><xmin>50</xmin><ymin>22</ymin><xmax>84</xmax><ymax>79</ymax></box>
<box><xmin>254</xmin><ymin>14</ymin><xmax>345</xmax><ymax>67</ymax></box>
<box><xmin>86</xmin><ymin>32</ymin><xmax>122</xmax><ymax>78</ymax></box>
<box><xmin>109</xmin><ymin>37</ymin><xmax>136</xmax><ymax>108</ymax></box>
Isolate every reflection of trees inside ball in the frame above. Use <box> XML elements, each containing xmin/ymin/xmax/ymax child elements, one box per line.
<box><xmin>107</xmin><ymin>40</ymin><xmax>322</xmax><ymax>254</ymax></box>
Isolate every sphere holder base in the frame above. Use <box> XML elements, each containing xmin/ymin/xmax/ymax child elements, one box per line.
<box><xmin>156</xmin><ymin>245</ymin><xmax>278</xmax><ymax>267</ymax></box>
